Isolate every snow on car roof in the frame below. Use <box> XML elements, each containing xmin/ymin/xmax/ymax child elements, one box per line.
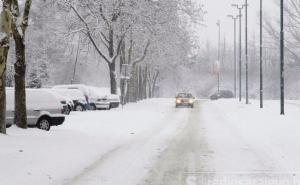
<box><xmin>52</xmin><ymin>89</ymin><xmax>86</xmax><ymax>101</ymax></box>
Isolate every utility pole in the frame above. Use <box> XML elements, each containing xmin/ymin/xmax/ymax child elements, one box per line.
<box><xmin>217</xmin><ymin>20</ymin><xmax>221</xmax><ymax>92</ymax></box>
<box><xmin>232</xmin><ymin>4</ymin><xmax>245</xmax><ymax>102</ymax></box>
<box><xmin>260</xmin><ymin>0</ymin><xmax>263</xmax><ymax>108</ymax></box>
<box><xmin>245</xmin><ymin>0</ymin><xmax>249</xmax><ymax>104</ymax></box>
<box><xmin>228</xmin><ymin>15</ymin><xmax>239</xmax><ymax>98</ymax></box>
<box><xmin>280</xmin><ymin>0</ymin><xmax>285</xmax><ymax>115</ymax></box>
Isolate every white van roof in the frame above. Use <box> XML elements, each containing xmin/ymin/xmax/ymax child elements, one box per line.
<box><xmin>6</xmin><ymin>88</ymin><xmax>62</xmax><ymax>111</ymax></box>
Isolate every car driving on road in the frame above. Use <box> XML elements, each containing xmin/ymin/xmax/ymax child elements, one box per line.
<box><xmin>175</xmin><ymin>93</ymin><xmax>195</xmax><ymax>108</ymax></box>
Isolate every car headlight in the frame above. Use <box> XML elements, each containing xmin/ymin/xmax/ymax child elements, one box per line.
<box><xmin>189</xmin><ymin>99</ymin><xmax>194</xmax><ymax>104</ymax></box>
<box><xmin>176</xmin><ymin>99</ymin><xmax>181</xmax><ymax>104</ymax></box>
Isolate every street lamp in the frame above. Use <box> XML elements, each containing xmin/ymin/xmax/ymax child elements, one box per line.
<box><xmin>227</xmin><ymin>14</ymin><xmax>239</xmax><ymax>98</ymax></box>
<box><xmin>244</xmin><ymin>0</ymin><xmax>249</xmax><ymax>105</ymax></box>
<box><xmin>260</xmin><ymin>0</ymin><xmax>263</xmax><ymax>108</ymax></box>
<box><xmin>216</xmin><ymin>20</ymin><xmax>221</xmax><ymax>92</ymax></box>
<box><xmin>280</xmin><ymin>0</ymin><xmax>284</xmax><ymax>115</ymax></box>
<box><xmin>232</xmin><ymin>4</ymin><xmax>245</xmax><ymax>102</ymax></box>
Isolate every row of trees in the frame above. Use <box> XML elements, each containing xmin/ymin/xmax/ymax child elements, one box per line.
<box><xmin>0</xmin><ymin>0</ymin><xmax>204</xmax><ymax>134</ymax></box>
<box><xmin>55</xmin><ymin>0</ymin><xmax>204</xmax><ymax>103</ymax></box>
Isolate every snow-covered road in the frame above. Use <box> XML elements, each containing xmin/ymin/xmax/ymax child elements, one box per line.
<box><xmin>1</xmin><ymin>99</ymin><xmax>300</xmax><ymax>185</ymax></box>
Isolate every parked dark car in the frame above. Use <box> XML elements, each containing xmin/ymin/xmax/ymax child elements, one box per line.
<box><xmin>210</xmin><ymin>90</ymin><xmax>234</xmax><ymax>100</ymax></box>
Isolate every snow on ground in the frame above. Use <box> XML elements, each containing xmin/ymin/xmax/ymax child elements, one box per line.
<box><xmin>0</xmin><ymin>99</ymin><xmax>188</xmax><ymax>185</ymax></box>
<box><xmin>201</xmin><ymin>99</ymin><xmax>300</xmax><ymax>183</ymax></box>
<box><xmin>1</xmin><ymin>98</ymin><xmax>300</xmax><ymax>185</ymax></box>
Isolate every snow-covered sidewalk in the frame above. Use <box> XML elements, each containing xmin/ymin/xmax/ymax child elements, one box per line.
<box><xmin>200</xmin><ymin>99</ymin><xmax>300</xmax><ymax>184</ymax></box>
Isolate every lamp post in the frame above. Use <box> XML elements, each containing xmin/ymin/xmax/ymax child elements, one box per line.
<box><xmin>217</xmin><ymin>20</ymin><xmax>221</xmax><ymax>92</ymax></box>
<box><xmin>227</xmin><ymin>15</ymin><xmax>239</xmax><ymax>98</ymax></box>
<box><xmin>245</xmin><ymin>0</ymin><xmax>249</xmax><ymax>104</ymax></box>
<box><xmin>260</xmin><ymin>0</ymin><xmax>263</xmax><ymax>108</ymax></box>
<box><xmin>280</xmin><ymin>0</ymin><xmax>284</xmax><ymax>115</ymax></box>
<box><xmin>232</xmin><ymin>4</ymin><xmax>245</xmax><ymax>102</ymax></box>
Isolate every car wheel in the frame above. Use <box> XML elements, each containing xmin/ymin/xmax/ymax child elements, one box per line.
<box><xmin>64</xmin><ymin>107</ymin><xmax>71</xmax><ymax>115</ymax></box>
<box><xmin>75</xmin><ymin>104</ymin><xmax>84</xmax><ymax>111</ymax></box>
<box><xmin>37</xmin><ymin>117</ymin><xmax>51</xmax><ymax>131</ymax></box>
<box><xmin>90</xmin><ymin>104</ymin><xmax>97</xmax><ymax>111</ymax></box>
<box><xmin>6</xmin><ymin>124</ymin><xmax>12</xmax><ymax>128</ymax></box>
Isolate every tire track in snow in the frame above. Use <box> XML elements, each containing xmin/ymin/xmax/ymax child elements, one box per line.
<box><xmin>140</xmin><ymin>100</ymin><xmax>214</xmax><ymax>185</ymax></box>
<box><xmin>61</xmin><ymin>101</ymin><xmax>189</xmax><ymax>185</ymax></box>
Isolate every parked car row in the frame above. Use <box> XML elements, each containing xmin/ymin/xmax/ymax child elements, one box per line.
<box><xmin>5</xmin><ymin>84</ymin><xmax>121</xmax><ymax>131</ymax></box>
<box><xmin>52</xmin><ymin>84</ymin><xmax>120</xmax><ymax>111</ymax></box>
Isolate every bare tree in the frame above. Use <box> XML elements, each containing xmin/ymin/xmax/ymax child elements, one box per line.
<box><xmin>0</xmin><ymin>0</ymin><xmax>12</xmax><ymax>134</ymax></box>
<box><xmin>11</xmin><ymin>0</ymin><xmax>32</xmax><ymax>129</ymax></box>
<box><xmin>68</xmin><ymin>2</ymin><xmax>125</xmax><ymax>94</ymax></box>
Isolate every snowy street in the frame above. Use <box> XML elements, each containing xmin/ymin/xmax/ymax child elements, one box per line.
<box><xmin>1</xmin><ymin>99</ymin><xmax>300</xmax><ymax>185</ymax></box>
<box><xmin>1</xmin><ymin>1</ymin><xmax>300</xmax><ymax>185</ymax></box>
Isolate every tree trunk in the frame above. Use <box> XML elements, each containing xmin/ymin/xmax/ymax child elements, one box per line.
<box><xmin>0</xmin><ymin>47</ymin><xmax>9</xmax><ymax>134</ymax></box>
<box><xmin>143</xmin><ymin>67</ymin><xmax>147</xmax><ymax>99</ymax></box>
<box><xmin>151</xmin><ymin>71</ymin><xmax>159</xmax><ymax>98</ymax></box>
<box><xmin>138</xmin><ymin>66</ymin><xmax>143</xmax><ymax>100</ymax></box>
<box><xmin>120</xmin><ymin>42</ymin><xmax>127</xmax><ymax>105</ymax></box>
<box><xmin>14</xmin><ymin>35</ymin><xmax>27</xmax><ymax>129</ymax></box>
<box><xmin>108</xmin><ymin>29</ymin><xmax>118</xmax><ymax>95</ymax></box>
<box><xmin>127</xmin><ymin>64</ymin><xmax>138</xmax><ymax>102</ymax></box>
<box><xmin>109</xmin><ymin>62</ymin><xmax>117</xmax><ymax>95</ymax></box>
<box><xmin>0</xmin><ymin>2</ymin><xmax>12</xmax><ymax>134</ymax></box>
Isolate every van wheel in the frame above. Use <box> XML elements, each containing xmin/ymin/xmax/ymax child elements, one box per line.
<box><xmin>75</xmin><ymin>104</ymin><xmax>84</xmax><ymax>111</ymax></box>
<box><xmin>37</xmin><ymin>117</ymin><xmax>51</xmax><ymax>131</ymax></box>
<box><xmin>90</xmin><ymin>104</ymin><xmax>97</xmax><ymax>111</ymax></box>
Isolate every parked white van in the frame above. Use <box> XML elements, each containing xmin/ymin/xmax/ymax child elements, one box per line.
<box><xmin>6</xmin><ymin>88</ymin><xmax>66</xmax><ymax>131</ymax></box>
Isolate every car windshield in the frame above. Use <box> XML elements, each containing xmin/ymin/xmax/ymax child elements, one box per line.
<box><xmin>177</xmin><ymin>93</ymin><xmax>192</xmax><ymax>98</ymax></box>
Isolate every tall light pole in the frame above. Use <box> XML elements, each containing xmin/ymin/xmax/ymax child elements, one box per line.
<box><xmin>232</xmin><ymin>4</ymin><xmax>245</xmax><ymax>102</ymax></box>
<box><xmin>228</xmin><ymin>15</ymin><xmax>239</xmax><ymax>98</ymax></box>
<box><xmin>280</xmin><ymin>0</ymin><xmax>284</xmax><ymax>115</ymax></box>
<box><xmin>245</xmin><ymin>0</ymin><xmax>249</xmax><ymax>104</ymax></box>
<box><xmin>260</xmin><ymin>0</ymin><xmax>263</xmax><ymax>108</ymax></box>
<box><xmin>217</xmin><ymin>20</ymin><xmax>221</xmax><ymax>92</ymax></box>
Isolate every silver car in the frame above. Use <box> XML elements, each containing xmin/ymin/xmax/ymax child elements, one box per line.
<box><xmin>6</xmin><ymin>88</ymin><xmax>66</xmax><ymax>131</ymax></box>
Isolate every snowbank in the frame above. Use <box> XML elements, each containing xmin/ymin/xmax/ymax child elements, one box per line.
<box><xmin>0</xmin><ymin>99</ymin><xmax>186</xmax><ymax>185</ymax></box>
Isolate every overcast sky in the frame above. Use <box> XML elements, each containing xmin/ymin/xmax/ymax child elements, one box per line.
<box><xmin>196</xmin><ymin>0</ymin><xmax>278</xmax><ymax>46</ymax></box>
